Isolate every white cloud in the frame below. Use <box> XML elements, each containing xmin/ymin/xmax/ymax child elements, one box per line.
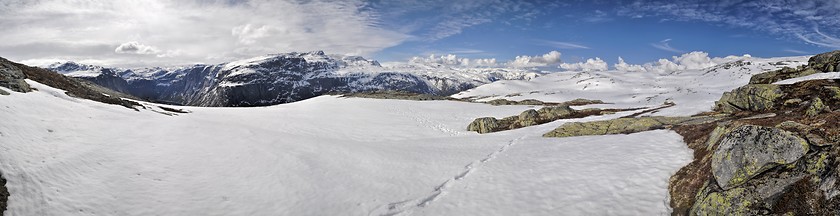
<box><xmin>559</xmin><ymin>57</ymin><xmax>608</xmax><ymax>72</ymax></box>
<box><xmin>508</xmin><ymin>51</ymin><xmax>563</xmax><ymax>68</ymax></box>
<box><xmin>231</xmin><ymin>24</ymin><xmax>273</xmax><ymax>45</ymax></box>
<box><xmin>614</xmin><ymin>57</ymin><xmax>647</xmax><ymax>72</ymax></box>
<box><xmin>409</xmin><ymin>54</ymin><xmax>497</xmax><ymax>67</ymax></box>
<box><xmin>651</xmin><ymin>39</ymin><xmax>684</xmax><ymax>53</ymax></box>
<box><xmin>635</xmin><ymin>51</ymin><xmax>750</xmax><ymax>74</ymax></box>
<box><xmin>115</xmin><ymin>41</ymin><xmax>161</xmax><ymax>55</ymax></box>
<box><xmin>0</xmin><ymin>0</ymin><xmax>408</xmax><ymax>67</ymax></box>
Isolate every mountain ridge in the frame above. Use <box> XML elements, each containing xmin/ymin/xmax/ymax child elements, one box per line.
<box><xmin>48</xmin><ymin>51</ymin><xmax>541</xmax><ymax>107</ymax></box>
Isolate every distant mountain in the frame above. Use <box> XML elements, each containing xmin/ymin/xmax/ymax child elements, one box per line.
<box><xmin>49</xmin><ymin>51</ymin><xmax>541</xmax><ymax>107</ymax></box>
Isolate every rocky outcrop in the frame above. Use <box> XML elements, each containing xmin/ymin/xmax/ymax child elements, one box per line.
<box><xmin>0</xmin><ymin>173</ymin><xmax>7</xmax><ymax>215</ymax></box>
<box><xmin>807</xmin><ymin>50</ymin><xmax>840</xmax><ymax>72</ymax></box>
<box><xmin>666</xmin><ymin>52</ymin><xmax>840</xmax><ymax>215</ymax></box>
<box><xmin>467</xmin><ymin>117</ymin><xmax>502</xmax><ymax>134</ymax></box>
<box><xmin>749</xmin><ymin>67</ymin><xmax>817</xmax><ymax>84</ymax></box>
<box><xmin>467</xmin><ymin>104</ymin><xmax>625</xmax><ymax>134</ymax></box>
<box><xmin>0</xmin><ymin>57</ymin><xmax>32</xmax><ymax>94</ymax></box>
<box><xmin>711</xmin><ymin>125</ymin><xmax>809</xmax><ymax>190</ymax></box>
<box><xmin>484</xmin><ymin>98</ymin><xmax>603</xmax><ymax>106</ymax></box>
<box><xmin>805</xmin><ymin>97</ymin><xmax>829</xmax><ymax>117</ymax></box>
<box><xmin>541</xmin><ymin>116</ymin><xmax>719</xmax><ymax>138</ymax></box>
<box><xmin>335</xmin><ymin>91</ymin><xmax>453</xmax><ymax>101</ymax></box>
<box><xmin>749</xmin><ymin>50</ymin><xmax>840</xmax><ymax>85</ymax></box>
<box><xmin>0</xmin><ymin>58</ymin><xmax>141</xmax><ymax>110</ymax></box>
<box><xmin>715</xmin><ymin>84</ymin><xmax>783</xmax><ymax>113</ymax></box>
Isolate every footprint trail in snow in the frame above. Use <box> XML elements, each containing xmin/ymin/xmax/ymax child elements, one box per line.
<box><xmin>368</xmin><ymin>137</ymin><xmax>525</xmax><ymax>216</ymax></box>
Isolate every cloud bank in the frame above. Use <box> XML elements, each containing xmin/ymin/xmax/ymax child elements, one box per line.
<box><xmin>0</xmin><ymin>0</ymin><xmax>407</xmax><ymax>67</ymax></box>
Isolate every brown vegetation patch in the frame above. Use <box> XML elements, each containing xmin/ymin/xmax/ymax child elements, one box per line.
<box><xmin>669</xmin><ymin>123</ymin><xmax>719</xmax><ymax>215</ymax></box>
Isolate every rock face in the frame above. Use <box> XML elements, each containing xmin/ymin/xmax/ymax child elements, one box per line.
<box><xmin>716</xmin><ymin>84</ymin><xmax>783</xmax><ymax>113</ymax></box>
<box><xmin>0</xmin><ymin>57</ymin><xmax>32</xmax><ymax>94</ymax></box>
<box><xmin>711</xmin><ymin>125</ymin><xmax>809</xmax><ymax>189</ymax></box>
<box><xmin>542</xmin><ymin>116</ymin><xmax>691</xmax><ymax>137</ymax></box>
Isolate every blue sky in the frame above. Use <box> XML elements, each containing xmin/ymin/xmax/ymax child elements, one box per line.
<box><xmin>1</xmin><ymin>0</ymin><xmax>839</xmax><ymax>67</ymax></box>
<box><xmin>370</xmin><ymin>0</ymin><xmax>840</xmax><ymax>64</ymax></box>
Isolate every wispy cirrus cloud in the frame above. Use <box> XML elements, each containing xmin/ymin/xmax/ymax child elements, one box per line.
<box><xmin>783</xmin><ymin>49</ymin><xmax>810</xmax><ymax>55</ymax></box>
<box><xmin>367</xmin><ymin>0</ymin><xmax>561</xmax><ymax>41</ymax></box>
<box><xmin>617</xmin><ymin>0</ymin><xmax>840</xmax><ymax>48</ymax></box>
<box><xmin>538</xmin><ymin>40</ymin><xmax>590</xmax><ymax>49</ymax></box>
<box><xmin>651</xmin><ymin>39</ymin><xmax>684</xmax><ymax>53</ymax></box>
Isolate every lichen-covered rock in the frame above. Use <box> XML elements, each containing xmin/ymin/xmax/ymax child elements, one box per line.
<box><xmin>486</xmin><ymin>98</ymin><xmax>546</xmax><ymax>106</ymax></box>
<box><xmin>783</xmin><ymin>98</ymin><xmax>803</xmax><ymax>106</ymax></box>
<box><xmin>711</xmin><ymin>125</ymin><xmax>809</xmax><ymax>189</ymax></box>
<box><xmin>518</xmin><ymin>109</ymin><xmax>539</xmax><ymax>127</ymax></box>
<box><xmin>518</xmin><ymin>99</ymin><xmax>544</xmax><ymax>105</ymax></box>
<box><xmin>825</xmin><ymin>86</ymin><xmax>840</xmax><ymax>100</ymax></box>
<box><xmin>542</xmin><ymin>116</ymin><xmax>691</xmax><ymax>138</ymax></box>
<box><xmin>467</xmin><ymin>117</ymin><xmax>501</xmax><ymax>134</ymax></box>
<box><xmin>805</xmin><ymin>133</ymin><xmax>831</xmax><ymax>147</ymax></box>
<box><xmin>564</xmin><ymin>98</ymin><xmax>604</xmax><ymax>106</ymax></box>
<box><xmin>776</xmin><ymin>120</ymin><xmax>809</xmax><ymax>132</ymax></box>
<box><xmin>690</xmin><ymin>187</ymin><xmax>754</xmax><ymax>215</ymax></box>
<box><xmin>805</xmin><ymin>97</ymin><xmax>828</xmax><ymax>117</ymax></box>
<box><xmin>808</xmin><ymin>50</ymin><xmax>840</xmax><ymax>72</ymax></box>
<box><xmin>0</xmin><ymin>57</ymin><xmax>32</xmax><ymax>94</ymax></box>
<box><xmin>749</xmin><ymin>67</ymin><xmax>817</xmax><ymax>84</ymax></box>
<box><xmin>716</xmin><ymin>84</ymin><xmax>783</xmax><ymax>113</ymax></box>
<box><xmin>705</xmin><ymin>125</ymin><xmax>728</xmax><ymax>151</ymax></box>
<box><xmin>537</xmin><ymin>105</ymin><xmax>575</xmax><ymax>120</ymax></box>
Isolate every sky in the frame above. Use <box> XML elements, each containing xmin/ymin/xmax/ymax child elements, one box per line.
<box><xmin>1</xmin><ymin>0</ymin><xmax>840</xmax><ymax>68</ymax></box>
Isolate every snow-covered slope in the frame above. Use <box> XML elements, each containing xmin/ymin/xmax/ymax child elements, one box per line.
<box><xmin>0</xmin><ymin>80</ymin><xmax>691</xmax><ymax>215</ymax></box>
<box><xmin>47</xmin><ymin>51</ymin><xmax>542</xmax><ymax>107</ymax></box>
<box><xmin>454</xmin><ymin>56</ymin><xmax>808</xmax><ymax>116</ymax></box>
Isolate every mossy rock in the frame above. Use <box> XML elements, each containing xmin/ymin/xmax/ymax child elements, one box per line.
<box><xmin>711</xmin><ymin>125</ymin><xmax>809</xmax><ymax>189</ymax></box>
<box><xmin>716</xmin><ymin>84</ymin><xmax>783</xmax><ymax>113</ymax></box>
<box><xmin>518</xmin><ymin>109</ymin><xmax>540</xmax><ymax>127</ymax></box>
<box><xmin>690</xmin><ymin>187</ymin><xmax>754</xmax><ymax>216</ymax></box>
<box><xmin>808</xmin><ymin>50</ymin><xmax>840</xmax><ymax>72</ymax></box>
<box><xmin>467</xmin><ymin>117</ymin><xmax>501</xmax><ymax>134</ymax></box>
<box><xmin>825</xmin><ymin>86</ymin><xmax>840</xmax><ymax>100</ymax></box>
<box><xmin>805</xmin><ymin>97</ymin><xmax>828</xmax><ymax>117</ymax></box>
<box><xmin>542</xmin><ymin>116</ymin><xmax>691</xmax><ymax>138</ymax></box>
<box><xmin>0</xmin><ymin>57</ymin><xmax>32</xmax><ymax>94</ymax></box>
<box><xmin>518</xmin><ymin>99</ymin><xmax>544</xmax><ymax>105</ymax></box>
<box><xmin>537</xmin><ymin>105</ymin><xmax>575</xmax><ymax>120</ymax></box>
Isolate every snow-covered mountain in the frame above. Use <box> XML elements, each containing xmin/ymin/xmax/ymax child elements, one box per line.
<box><xmin>48</xmin><ymin>51</ymin><xmax>541</xmax><ymax>106</ymax></box>
<box><xmin>454</xmin><ymin>55</ymin><xmax>809</xmax><ymax>116</ymax></box>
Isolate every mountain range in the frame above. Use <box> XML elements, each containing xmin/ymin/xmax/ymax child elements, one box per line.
<box><xmin>48</xmin><ymin>51</ymin><xmax>540</xmax><ymax>106</ymax></box>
